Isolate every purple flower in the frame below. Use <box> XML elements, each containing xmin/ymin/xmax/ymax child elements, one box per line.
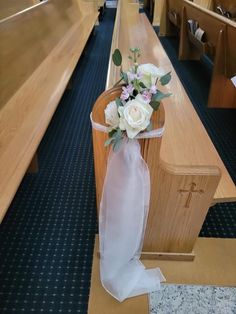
<box><xmin>127</xmin><ymin>71</ymin><xmax>143</xmax><ymax>82</ymax></box>
<box><xmin>127</xmin><ymin>71</ymin><xmax>135</xmax><ymax>82</ymax></box>
<box><xmin>150</xmin><ymin>85</ymin><xmax>157</xmax><ymax>94</ymax></box>
<box><xmin>142</xmin><ymin>90</ymin><xmax>152</xmax><ymax>102</ymax></box>
<box><xmin>120</xmin><ymin>85</ymin><xmax>134</xmax><ymax>100</ymax></box>
<box><xmin>126</xmin><ymin>84</ymin><xmax>134</xmax><ymax>94</ymax></box>
<box><xmin>136</xmin><ymin>70</ymin><xmax>143</xmax><ymax>80</ymax></box>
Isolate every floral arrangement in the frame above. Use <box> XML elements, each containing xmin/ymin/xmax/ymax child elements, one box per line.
<box><xmin>105</xmin><ymin>48</ymin><xmax>171</xmax><ymax>151</ymax></box>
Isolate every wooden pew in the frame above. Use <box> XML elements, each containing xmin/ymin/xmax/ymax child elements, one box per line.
<box><xmin>0</xmin><ymin>0</ymin><xmax>39</xmax><ymax>20</ymax></box>
<box><xmin>92</xmin><ymin>0</ymin><xmax>236</xmax><ymax>260</ymax></box>
<box><xmin>159</xmin><ymin>0</ymin><xmax>236</xmax><ymax>108</ymax></box>
<box><xmin>159</xmin><ymin>0</ymin><xmax>183</xmax><ymax>35</ymax></box>
<box><xmin>153</xmin><ymin>0</ymin><xmax>214</xmax><ymax>27</ymax></box>
<box><xmin>0</xmin><ymin>0</ymin><xmax>98</xmax><ymax>222</ymax></box>
<box><xmin>212</xmin><ymin>0</ymin><xmax>236</xmax><ymax>20</ymax></box>
<box><xmin>193</xmin><ymin>0</ymin><xmax>213</xmax><ymax>9</ymax></box>
<box><xmin>179</xmin><ymin>0</ymin><xmax>236</xmax><ymax>108</ymax></box>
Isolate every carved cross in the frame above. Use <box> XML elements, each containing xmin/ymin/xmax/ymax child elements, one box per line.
<box><xmin>178</xmin><ymin>182</ymin><xmax>204</xmax><ymax>208</ymax></box>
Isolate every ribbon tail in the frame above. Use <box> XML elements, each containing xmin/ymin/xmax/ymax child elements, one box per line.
<box><xmin>99</xmin><ymin>139</ymin><xmax>165</xmax><ymax>302</ymax></box>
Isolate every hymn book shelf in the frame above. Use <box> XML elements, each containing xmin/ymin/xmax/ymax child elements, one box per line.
<box><xmin>159</xmin><ymin>0</ymin><xmax>236</xmax><ymax>109</ymax></box>
<box><xmin>92</xmin><ymin>0</ymin><xmax>236</xmax><ymax>261</ymax></box>
<box><xmin>0</xmin><ymin>0</ymin><xmax>98</xmax><ymax>222</ymax></box>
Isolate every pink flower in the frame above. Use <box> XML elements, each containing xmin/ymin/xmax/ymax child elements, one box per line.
<box><xmin>136</xmin><ymin>70</ymin><xmax>143</xmax><ymax>80</ymax></box>
<box><xmin>127</xmin><ymin>71</ymin><xmax>135</xmax><ymax>82</ymax></box>
<box><xmin>120</xmin><ymin>85</ymin><xmax>134</xmax><ymax>100</ymax></box>
<box><xmin>142</xmin><ymin>90</ymin><xmax>152</xmax><ymax>102</ymax></box>
<box><xmin>150</xmin><ymin>85</ymin><xmax>157</xmax><ymax>94</ymax></box>
<box><xmin>126</xmin><ymin>84</ymin><xmax>134</xmax><ymax>94</ymax></box>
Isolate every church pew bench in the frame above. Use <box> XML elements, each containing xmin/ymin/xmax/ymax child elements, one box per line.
<box><xmin>153</xmin><ymin>0</ymin><xmax>213</xmax><ymax>27</ymax></box>
<box><xmin>92</xmin><ymin>0</ymin><xmax>236</xmax><ymax>260</ymax></box>
<box><xmin>212</xmin><ymin>0</ymin><xmax>236</xmax><ymax>20</ymax></box>
<box><xmin>159</xmin><ymin>0</ymin><xmax>185</xmax><ymax>33</ymax></box>
<box><xmin>159</xmin><ymin>0</ymin><xmax>236</xmax><ymax>108</ymax></box>
<box><xmin>0</xmin><ymin>0</ymin><xmax>98</xmax><ymax>222</ymax></box>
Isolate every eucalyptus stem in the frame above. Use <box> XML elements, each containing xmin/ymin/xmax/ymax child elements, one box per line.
<box><xmin>113</xmin><ymin>77</ymin><xmax>123</xmax><ymax>87</ymax></box>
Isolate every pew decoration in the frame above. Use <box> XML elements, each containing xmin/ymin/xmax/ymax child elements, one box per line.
<box><xmin>104</xmin><ymin>48</ymin><xmax>171</xmax><ymax>151</ymax></box>
<box><xmin>91</xmin><ymin>48</ymin><xmax>172</xmax><ymax>301</ymax></box>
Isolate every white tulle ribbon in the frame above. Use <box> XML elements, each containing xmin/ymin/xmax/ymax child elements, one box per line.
<box><xmin>91</xmin><ymin>113</ymin><xmax>166</xmax><ymax>302</ymax></box>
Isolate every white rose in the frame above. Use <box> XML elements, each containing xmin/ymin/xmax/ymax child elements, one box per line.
<box><xmin>138</xmin><ymin>63</ymin><xmax>165</xmax><ymax>88</ymax></box>
<box><xmin>105</xmin><ymin>101</ymin><xmax>120</xmax><ymax>129</ymax></box>
<box><xmin>118</xmin><ymin>99</ymin><xmax>153</xmax><ymax>139</ymax></box>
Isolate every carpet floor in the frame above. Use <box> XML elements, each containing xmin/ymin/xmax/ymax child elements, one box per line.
<box><xmin>0</xmin><ymin>8</ymin><xmax>235</xmax><ymax>314</ymax></box>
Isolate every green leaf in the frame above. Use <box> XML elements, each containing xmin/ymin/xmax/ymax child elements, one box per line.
<box><xmin>115</xmin><ymin>128</ymin><xmax>122</xmax><ymax>139</ymax></box>
<box><xmin>122</xmin><ymin>72</ymin><xmax>129</xmax><ymax>84</ymax></box>
<box><xmin>152</xmin><ymin>90</ymin><xmax>172</xmax><ymax>102</ymax></box>
<box><xmin>149</xmin><ymin>100</ymin><xmax>160</xmax><ymax>111</ymax></box>
<box><xmin>105</xmin><ymin>137</ymin><xmax>114</xmax><ymax>147</ymax></box>
<box><xmin>139</xmin><ymin>82</ymin><xmax>146</xmax><ymax>89</ymax></box>
<box><xmin>115</xmin><ymin>97</ymin><xmax>123</xmax><ymax>107</ymax></box>
<box><xmin>108</xmin><ymin>129</ymin><xmax>117</xmax><ymax>138</ymax></box>
<box><xmin>146</xmin><ymin>122</ymin><xmax>153</xmax><ymax>132</ymax></box>
<box><xmin>113</xmin><ymin>138</ymin><xmax>122</xmax><ymax>152</ymax></box>
<box><xmin>160</xmin><ymin>72</ymin><xmax>171</xmax><ymax>86</ymax></box>
<box><xmin>112</xmin><ymin>49</ymin><xmax>122</xmax><ymax>66</ymax></box>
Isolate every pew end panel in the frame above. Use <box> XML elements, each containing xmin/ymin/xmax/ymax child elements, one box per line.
<box><xmin>143</xmin><ymin>163</ymin><xmax>221</xmax><ymax>255</ymax></box>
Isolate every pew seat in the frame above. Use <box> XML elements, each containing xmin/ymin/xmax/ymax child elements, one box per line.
<box><xmin>0</xmin><ymin>0</ymin><xmax>98</xmax><ymax>222</ymax></box>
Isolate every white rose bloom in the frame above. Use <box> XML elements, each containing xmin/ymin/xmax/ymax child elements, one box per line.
<box><xmin>105</xmin><ymin>101</ymin><xmax>120</xmax><ymax>129</ymax></box>
<box><xmin>118</xmin><ymin>99</ymin><xmax>153</xmax><ymax>139</ymax></box>
<box><xmin>138</xmin><ymin>63</ymin><xmax>165</xmax><ymax>88</ymax></box>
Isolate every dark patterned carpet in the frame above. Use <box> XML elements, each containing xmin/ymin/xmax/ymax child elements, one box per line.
<box><xmin>0</xmin><ymin>8</ymin><xmax>235</xmax><ymax>314</ymax></box>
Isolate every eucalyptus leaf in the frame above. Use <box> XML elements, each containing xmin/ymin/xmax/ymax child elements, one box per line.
<box><xmin>150</xmin><ymin>100</ymin><xmax>160</xmax><ymax>111</ymax></box>
<box><xmin>108</xmin><ymin>129</ymin><xmax>117</xmax><ymax>138</ymax></box>
<box><xmin>112</xmin><ymin>49</ymin><xmax>122</xmax><ymax>66</ymax></box>
<box><xmin>139</xmin><ymin>82</ymin><xmax>146</xmax><ymax>89</ymax></box>
<box><xmin>113</xmin><ymin>138</ymin><xmax>122</xmax><ymax>152</ymax></box>
<box><xmin>122</xmin><ymin>72</ymin><xmax>129</xmax><ymax>84</ymax></box>
<box><xmin>160</xmin><ymin>72</ymin><xmax>171</xmax><ymax>86</ymax></box>
<box><xmin>115</xmin><ymin>128</ymin><xmax>122</xmax><ymax>139</ymax></box>
<box><xmin>152</xmin><ymin>90</ymin><xmax>172</xmax><ymax>102</ymax></box>
<box><xmin>146</xmin><ymin>122</ymin><xmax>153</xmax><ymax>132</ymax></box>
<box><xmin>105</xmin><ymin>137</ymin><xmax>114</xmax><ymax>147</ymax></box>
<box><xmin>115</xmin><ymin>97</ymin><xmax>123</xmax><ymax>107</ymax></box>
